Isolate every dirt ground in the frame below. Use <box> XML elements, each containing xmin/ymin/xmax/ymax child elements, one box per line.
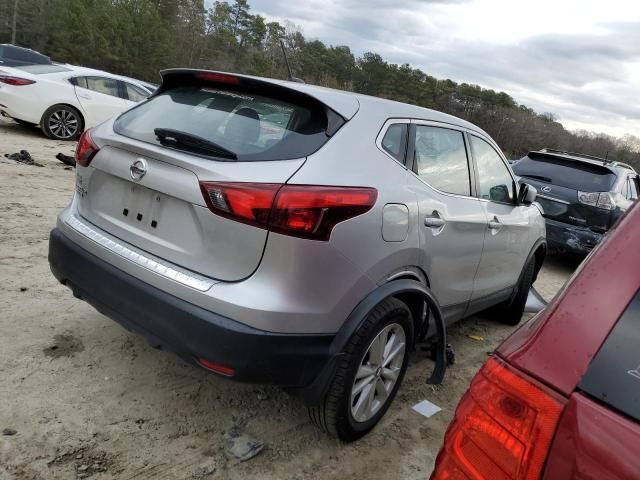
<box><xmin>0</xmin><ymin>116</ymin><xmax>577</xmax><ymax>480</ymax></box>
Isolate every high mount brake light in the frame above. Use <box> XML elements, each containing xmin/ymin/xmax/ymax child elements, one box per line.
<box><xmin>430</xmin><ymin>357</ymin><xmax>563</xmax><ymax>480</ymax></box>
<box><xmin>75</xmin><ymin>129</ymin><xmax>100</xmax><ymax>167</ymax></box>
<box><xmin>196</xmin><ymin>72</ymin><xmax>240</xmax><ymax>85</ymax></box>
<box><xmin>0</xmin><ymin>75</ymin><xmax>35</xmax><ymax>86</ymax></box>
<box><xmin>199</xmin><ymin>182</ymin><xmax>377</xmax><ymax>241</ymax></box>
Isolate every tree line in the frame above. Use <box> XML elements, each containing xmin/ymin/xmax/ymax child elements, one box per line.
<box><xmin>1</xmin><ymin>0</ymin><xmax>638</xmax><ymax>167</ymax></box>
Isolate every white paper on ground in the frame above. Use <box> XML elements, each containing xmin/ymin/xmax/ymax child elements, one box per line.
<box><xmin>412</xmin><ymin>400</ymin><xmax>442</xmax><ymax>418</ymax></box>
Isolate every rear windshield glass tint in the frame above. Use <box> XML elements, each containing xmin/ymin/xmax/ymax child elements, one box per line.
<box><xmin>513</xmin><ymin>157</ymin><xmax>615</xmax><ymax>192</ymax></box>
<box><xmin>114</xmin><ymin>86</ymin><xmax>330</xmax><ymax>161</ymax></box>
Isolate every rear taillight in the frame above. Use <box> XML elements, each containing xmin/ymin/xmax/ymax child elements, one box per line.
<box><xmin>0</xmin><ymin>75</ymin><xmax>35</xmax><ymax>86</ymax></box>
<box><xmin>431</xmin><ymin>357</ymin><xmax>563</xmax><ymax>480</ymax></box>
<box><xmin>199</xmin><ymin>182</ymin><xmax>377</xmax><ymax>240</ymax></box>
<box><xmin>75</xmin><ymin>129</ymin><xmax>100</xmax><ymax>167</ymax></box>
<box><xmin>578</xmin><ymin>191</ymin><xmax>615</xmax><ymax>210</ymax></box>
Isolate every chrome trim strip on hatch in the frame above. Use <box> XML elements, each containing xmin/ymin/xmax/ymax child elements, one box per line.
<box><xmin>536</xmin><ymin>194</ymin><xmax>571</xmax><ymax>205</ymax></box>
<box><xmin>65</xmin><ymin>215</ymin><xmax>214</xmax><ymax>292</ymax></box>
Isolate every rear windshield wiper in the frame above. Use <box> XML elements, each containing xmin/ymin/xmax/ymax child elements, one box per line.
<box><xmin>154</xmin><ymin>128</ymin><xmax>237</xmax><ymax>160</ymax></box>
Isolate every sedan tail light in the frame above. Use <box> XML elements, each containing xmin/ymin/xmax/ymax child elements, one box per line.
<box><xmin>0</xmin><ymin>75</ymin><xmax>35</xmax><ymax>86</ymax></box>
<box><xmin>430</xmin><ymin>357</ymin><xmax>564</xmax><ymax>480</ymax></box>
<box><xmin>199</xmin><ymin>182</ymin><xmax>377</xmax><ymax>240</ymax></box>
<box><xmin>578</xmin><ymin>191</ymin><xmax>615</xmax><ymax>210</ymax></box>
<box><xmin>75</xmin><ymin>129</ymin><xmax>100</xmax><ymax>167</ymax></box>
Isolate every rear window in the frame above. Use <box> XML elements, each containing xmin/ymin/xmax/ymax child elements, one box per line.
<box><xmin>114</xmin><ymin>86</ymin><xmax>332</xmax><ymax>161</ymax></box>
<box><xmin>513</xmin><ymin>157</ymin><xmax>616</xmax><ymax>192</ymax></box>
<box><xmin>16</xmin><ymin>64</ymin><xmax>70</xmax><ymax>74</ymax></box>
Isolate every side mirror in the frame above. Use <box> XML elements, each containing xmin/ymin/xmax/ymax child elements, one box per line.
<box><xmin>518</xmin><ymin>183</ymin><xmax>537</xmax><ymax>205</ymax></box>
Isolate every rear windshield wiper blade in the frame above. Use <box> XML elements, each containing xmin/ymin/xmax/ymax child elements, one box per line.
<box><xmin>154</xmin><ymin>128</ymin><xmax>237</xmax><ymax>160</ymax></box>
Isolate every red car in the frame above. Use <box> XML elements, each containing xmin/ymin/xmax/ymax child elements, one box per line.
<box><xmin>431</xmin><ymin>199</ymin><xmax>640</xmax><ymax>479</ymax></box>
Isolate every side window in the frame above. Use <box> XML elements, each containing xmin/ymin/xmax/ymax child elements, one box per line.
<box><xmin>628</xmin><ymin>177</ymin><xmax>638</xmax><ymax>200</ymax></box>
<box><xmin>84</xmin><ymin>76</ymin><xmax>120</xmax><ymax>98</ymax></box>
<box><xmin>72</xmin><ymin>76</ymin><xmax>88</xmax><ymax>89</ymax></box>
<box><xmin>413</xmin><ymin>125</ymin><xmax>470</xmax><ymax>196</ymax></box>
<box><xmin>125</xmin><ymin>83</ymin><xmax>150</xmax><ymax>102</ymax></box>
<box><xmin>381</xmin><ymin>123</ymin><xmax>408</xmax><ymax>162</ymax></box>
<box><xmin>470</xmin><ymin>135</ymin><xmax>514</xmax><ymax>203</ymax></box>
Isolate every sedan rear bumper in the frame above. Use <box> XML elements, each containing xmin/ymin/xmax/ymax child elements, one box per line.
<box><xmin>48</xmin><ymin>228</ymin><xmax>333</xmax><ymax>387</ymax></box>
<box><xmin>545</xmin><ymin>218</ymin><xmax>603</xmax><ymax>255</ymax></box>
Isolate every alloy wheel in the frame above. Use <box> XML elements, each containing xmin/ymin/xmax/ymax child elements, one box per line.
<box><xmin>48</xmin><ymin>109</ymin><xmax>79</xmax><ymax>139</ymax></box>
<box><xmin>350</xmin><ymin>323</ymin><xmax>406</xmax><ymax>423</ymax></box>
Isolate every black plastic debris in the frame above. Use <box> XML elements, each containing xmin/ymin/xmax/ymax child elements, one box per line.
<box><xmin>4</xmin><ymin>150</ymin><xmax>43</xmax><ymax>167</ymax></box>
<box><xmin>56</xmin><ymin>152</ymin><xmax>76</xmax><ymax>167</ymax></box>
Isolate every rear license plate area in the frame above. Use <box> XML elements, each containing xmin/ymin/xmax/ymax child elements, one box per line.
<box><xmin>120</xmin><ymin>183</ymin><xmax>163</xmax><ymax>229</ymax></box>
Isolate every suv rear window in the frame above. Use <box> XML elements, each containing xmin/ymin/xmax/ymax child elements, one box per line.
<box><xmin>514</xmin><ymin>157</ymin><xmax>616</xmax><ymax>192</ymax></box>
<box><xmin>114</xmin><ymin>86</ymin><xmax>332</xmax><ymax>161</ymax></box>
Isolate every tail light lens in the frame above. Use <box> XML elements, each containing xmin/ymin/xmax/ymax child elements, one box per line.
<box><xmin>0</xmin><ymin>75</ymin><xmax>35</xmax><ymax>86</ymax></box>
<box><xmin>75</xmin><ymin>129</ymin><xmax>100</xmax><ymax>167</ymax></box>
<box><xmin>199</xmin><ymin>182</ymin><xmax>377</xmax><ymax>240</ymax></box>
<box><xmin>578</xmin><ymin>191</ymin><xmax>615</xmax><ymax>210</ymax></box>
<box><xmin>431</xmin><ymin>357</ymin><xmax>563</xmax><ymax>480</ymax></box>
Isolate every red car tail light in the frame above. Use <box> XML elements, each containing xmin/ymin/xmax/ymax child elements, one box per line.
<box><xmin>75</xmin><ymin>129</ymin><xmax>100</xmax><ymax>167</ymax></box>
<box><xmin>199</xmin><ymin>182</ymin><xmax>377</xmax><ymax>240</ymax></box>
<box><xmin>0</xmin><ymin>75</ymin><xmax>35</xmax><ymax>86</ymax></box>
<box><xmin>431</xmin><ymin>357</ymin><xmax>563</xmax><ymax>480</ymax></box>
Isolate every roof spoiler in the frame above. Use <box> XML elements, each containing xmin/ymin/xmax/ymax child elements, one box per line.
<box><xmin>528</xmin><ymin>150</ymin><xmax>617</xmax><ymax>172</ymax></box>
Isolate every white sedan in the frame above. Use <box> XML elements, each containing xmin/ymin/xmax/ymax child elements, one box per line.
<box><xmin>0</xmin><ymin>63</ymin><xmax>155</xmax><ymax>140</ymax></box>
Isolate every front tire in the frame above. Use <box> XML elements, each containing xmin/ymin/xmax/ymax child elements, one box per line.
<box><xmin>309</xmin><ymin>298</ymin><xmax>413</xmax><ymax>441</ymax></box>
<box><xmin>41</xmin><ymin>105</ymin><xmax>83</xmax><ymax>140</ymax></box>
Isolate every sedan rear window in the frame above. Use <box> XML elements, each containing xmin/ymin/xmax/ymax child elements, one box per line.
<box><xmin>114</xmin><ymin>86</ymin><xmax>332</xmax><ymax>161</ymax></box>
<box><xmin>514</xmin><ymin>157</ymin><xmax>615</xmax><ymax>192</ymax></box>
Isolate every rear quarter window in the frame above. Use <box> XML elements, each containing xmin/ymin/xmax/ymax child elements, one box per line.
<box><xmin>513</xmin><ymin>157</ymin><xmax>616</xmax><ymax>192</ymax></box>
<box><xmin>579</xmin><ymin>291</ymin><xmax>640</xmax><ymax>422</ymax></box>
<box><xmin>114</xmin><ymin>86</ymin><xmax>334</xmax><ymax>161</ymax></box>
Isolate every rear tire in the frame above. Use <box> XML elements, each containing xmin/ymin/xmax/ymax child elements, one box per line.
<box><xmin>496</xmin><ymin>259</ymin><xmax>535</xmax><ymax>326</ymax></box>
<box><xmin>308</xmin><ymin>298</ymin><xmax>413</xmax><ymax>441</ymax></box>
<box><xmin>41</xmin><ymin>105</ymin><xmax>83</xmax><ymax>141</ymax></box>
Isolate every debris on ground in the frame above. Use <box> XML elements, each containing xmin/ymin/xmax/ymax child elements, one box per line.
<box><xmin>412</xmin><ymin>400</ymin><xmax>442</xmax><ymax>418</ymax></box>
<box><xmin>2</xmin><ymin>428</ymin><xmax>18</xmax><ymax>436</ymax></box>
<box><xmin>19</xmin><ymin>287</ymin><xmax>28</xmax><ymax>292</ymax></box>
<box><xmin>56</xmin><ymin>152</ymin><xmax>76</xmax><ymax>167</ymax></box>
<box><xmin>468</xmin><ymin>335</ymin><xmax>484</xmax><ymax>341</ymax></box>
<box><xmin>223</xmin><ymin>427</ymin><xmax>264</xmax><ymax>462</ymax></box>
<box><xmin>4</xmin><ymin>150</ymin><xmax>43</xmax><ymax>167</ymax></box>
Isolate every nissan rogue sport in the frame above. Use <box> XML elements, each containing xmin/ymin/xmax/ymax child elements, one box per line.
<box><xmin>48</xmin><ymin>69</ymin><xmax>545</xmax><ymax>441</ymax></box>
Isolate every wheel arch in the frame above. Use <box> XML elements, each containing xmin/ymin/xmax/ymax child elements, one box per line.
<box><xmin>40</xmin><ymin>102</ymin><xmax>86</xmax><ymax>130</ymax></box>
<box><xmin>298</xmin><ymin>278</ymin><xmax>447</xmax><ymax>405</ymax></box>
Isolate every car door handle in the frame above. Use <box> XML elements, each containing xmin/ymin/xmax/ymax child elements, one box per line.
<box><xmin>78</xmin><ymin>93</ymin><xmax>91</xmax><ymax>100</ymax></box>
<box><xmin>424</xmin><ymin>212</ymin><xmax>445</xmax><ymax>228</ymax></box>
<box><xmin>488</xmin><ymin>217</ymin><xmax>502</xmax><ymax>230</ymax></box>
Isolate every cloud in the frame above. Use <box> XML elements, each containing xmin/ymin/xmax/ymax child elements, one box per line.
<box><xmin>249</xmin><ymin>0</ymin><xmax>640</xmax><ymax>136</ymax></box>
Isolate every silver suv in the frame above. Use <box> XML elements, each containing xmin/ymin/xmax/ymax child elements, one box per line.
<box><xmin>49</xmin><ymin>69</ymin><xmax>545</xmax><ymax>441</ymax></box>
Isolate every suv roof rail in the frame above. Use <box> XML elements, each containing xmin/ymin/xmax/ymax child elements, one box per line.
<box><xmin>538</xmin><ymin>148</ymin><xmax>614</xmax><ymax>164</ymax></box>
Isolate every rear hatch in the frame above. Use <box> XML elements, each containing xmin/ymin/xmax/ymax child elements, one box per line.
<box><xmin>513</xmin><ymin>153</ymin><xmax>616</xmax><ymax>231</ymax></box>
<box><xmin>76</xmin><ymin>70</ymin><xmax>354</xmax><ymax>281</ymax></box>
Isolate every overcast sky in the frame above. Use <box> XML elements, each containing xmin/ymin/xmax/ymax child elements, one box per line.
<box><xmin>248</xmin><ymin>0</ymin><xmax>640</xmax><ymax>138</ymax></box>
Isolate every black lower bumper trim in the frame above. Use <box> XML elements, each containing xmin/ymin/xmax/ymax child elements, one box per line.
<box><xmin>48</xmin><ymin>228</ymin><xmax>333</xmax><ymax>387</ymax></box>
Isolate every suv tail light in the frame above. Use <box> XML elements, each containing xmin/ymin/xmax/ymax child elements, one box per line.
<box><xmin>578</xmin><ymin>191</ymin><xmax>615</xmax><ymax>210</ymax></box>
<box><xmin>199</xmin><ymin>182</ymin><xmax>377</xmax><ymax>240</ymax></box>
<box><xmin>431</xmin><ymin>357</ymin><xmax>563</xmax><ymax>480</ymax></box>
<box><xmin>75</xmin><ymin>129</ymin><xmax>100</xmax><ymax>167</ymax></box>
<box><xmin>0</xmin><ymin>75</ymin><xmax>35</xmax><ymax>86</ymax></box>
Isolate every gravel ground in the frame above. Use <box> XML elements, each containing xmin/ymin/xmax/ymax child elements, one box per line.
<box><xmin>0</xmin><ymin>116</ymin><xmax>577</xmax><ymax>480</ymax></box>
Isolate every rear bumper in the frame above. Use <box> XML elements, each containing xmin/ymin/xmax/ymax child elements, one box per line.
<box><xmin>545</xmin><ymin>218</ymin><xmax>603</xmax><ymax>255</ymax></box>
<box><xmin>48</xmin><ymin>228</ymin><xmax>334</xmax><ymax>387</ymax></box>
